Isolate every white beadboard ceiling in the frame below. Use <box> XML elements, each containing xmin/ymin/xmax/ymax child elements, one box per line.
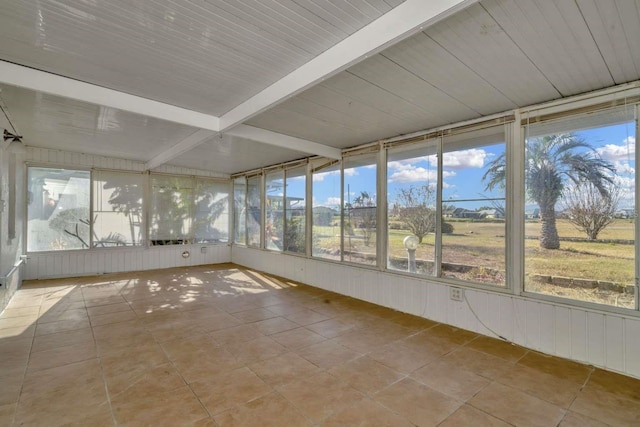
<box><xmin>0</xmin><ymin>0</ymin><xmax>639</xmax><ymax>174</ymax></box>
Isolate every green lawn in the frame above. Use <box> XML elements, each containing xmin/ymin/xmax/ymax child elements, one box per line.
<box><xmin>313</xmin><ymin>218</ymin><xmax>636</xmax><ymax>284</ymax></box>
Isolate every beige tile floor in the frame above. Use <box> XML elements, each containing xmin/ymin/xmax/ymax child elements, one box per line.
<box><xmin>1</xmin><ymin>263</ymin><xmax>639</xmax><ymax>426</ymax></box>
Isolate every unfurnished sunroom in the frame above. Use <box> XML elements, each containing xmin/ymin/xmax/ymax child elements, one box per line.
<box><xmin>1</xmin><ymin>0</ymin><xmax>640</xmax><ymax>426</ymax></box>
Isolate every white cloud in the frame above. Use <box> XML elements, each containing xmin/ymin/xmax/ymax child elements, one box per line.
<box><xmin>315</xmin><ymin>167</ymin><xmax>358</xmax><ymax>182</ymax></box>
<box><xmin>387</xmin><ymin>160</ymin><xmax>467</xmax><ymax>188</ymax></box>
<box><xmin>388</xmin><ymin>167</ymin><xmax>437</xmax><ymax>183</ymax></box>
<box><xmin>325</xmin><ymin>197</ymin><xmax>341</xmax><ymax>207</ymax></box>
<box><xmin>615</xmin><ymin>161</ymin><xmax>635</xmax><ymax>175</ymax></box>
<box><xmin>429</xmin><ymin>149</ymin><xmax>488</xmax><ymax>170</ymax></box>
<box><xmin>387</xmin><ymin>163</ymin><xmax>455</xmax><ymax>184</ymax></box>
<box><xmin>614</xmin><ymin>175</ymin><xmax>636</xmax><ymax>208</ymax></box>
<box><xmin>597</xmin><ymin>136</ymin><xmax>635</xmax><ymax>161</ymax></box>
<box><xmin>313</xmin><ymin>169</ymin><xmax>340</xmax><ymax>182</ymax></box>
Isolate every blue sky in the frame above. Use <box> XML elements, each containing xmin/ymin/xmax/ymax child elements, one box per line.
<box><xmin>308</xmin><ymin>121</ymin><xmax>635</xmax><ymax>211</ymax></box>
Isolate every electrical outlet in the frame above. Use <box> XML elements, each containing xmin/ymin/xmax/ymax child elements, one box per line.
<box><xmin>201</xmin><ymin>246</ymin><xmax>207</xmax><ymax>254</ymax></box>
<box><xmin>450</xmin><ymin>287</ymin><xmax>464</xmax><ymax>302</ymax></box>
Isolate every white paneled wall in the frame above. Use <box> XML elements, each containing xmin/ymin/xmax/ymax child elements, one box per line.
<box><xmin>25</xmin><ymin>244</ymin><xmax>231</xmax><ymax>280</ymax></box>
<box><xmin>232</xmin><ymin>245</ymin><xmax>640</xmax><ymax>380</ymax></box>
<box><xmin>0</xmin><ymin>146</ymin><xmax>26</xmax><ymax>313</ymax></box>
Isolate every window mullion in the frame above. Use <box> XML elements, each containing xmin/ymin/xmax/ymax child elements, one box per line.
<box><xmin>283</xmin><ymin>170</ymin><xmax>288</xmax><ymax>252</ymax></box>
<box><xmin>635</xmin><ymin>103</ymin><xmax>639</xmax><ymax>311</ymax></box>
<box><xmin>305</xmin><ymin>163</ymin><xmax>312</xmax><ymax>257</ymax></box>
<box><xmin>377</xmin><ymin>147</ymin><xmax>386</xmax><ymax>270</ymax></box>
<box><xmin>340</xmin><ymin>160</ymin><xmax>345</xmax><ymax>262</ymax></box>
<box><xmin>507</xmin><ymin>115</ymin><xmax>524</xmax><ymax>295</ymax></box>
<box><xmin>435</xmin><ymin>136</ymin><xmax>443</xmax><ymax>277</ymax></box>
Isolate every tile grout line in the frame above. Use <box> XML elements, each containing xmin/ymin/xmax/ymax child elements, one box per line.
<box><xmin>557</xmin><ymin>365</ymin><xmax>596</xmax><ymax>426</ymax></box>
<box><xmin>86</xmin><ymin>287</ymin><xmax>119</xmax><ymax>427</ymax></box>
<box><xmin>10</xmin><ymin>291</ymin><xmax>53</xmax><ymax>427</ymax></box>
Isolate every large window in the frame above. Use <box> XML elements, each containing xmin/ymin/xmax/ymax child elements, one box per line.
<box><xmin>441</xmin><ymin>127</ymin><xmax>507</xmax><ymax>286</ymax></box>
<box><xmin>246</xmin><ymin>175</ymin><xmax>262</xmax><ymax>247</ymax></box>
<box><xmin>27</xmin><ymin>168</ymin><xmax>228</xmax><ymax>252</ymax></box>
<box><xmin>93</xmin><ymin>170</ymin><xmax>145</xmax><ymax>247</ymax></box>
<box><xmin>27</xmin><ymin>167</ymin><xmax>91</xmax><ymax>251</ymax></box>
<box><xmin>265</xmin><ymin>170</ymin><xmax>284</xmax><ymax>250</ymax></box>
<box><xmin>149</xmin><ymin>175</ymin><xmax>194</xmax><ymax>245</ymax></box>
<box><xmin>148</xmin><ymin>175</ymin><xmax>229</xmax><ymax>245</ymax></box>
<box><xmin>343</xmin><ymin>154</ymin><xmax>377</xmax><ymax>266</ymax></box>
<box><xmin>524</xmin><ymin>106</ymin><xmax>636</xmax><ymax>308</ymax></box>
<box><xmin>312</xmin><ymin>160</ymin><xmax>341</xmax><ymax>259</ymax></box>
<box><xmin>284</xmin><ymin>165</ymin><xmax>307</xmax><ymax>254</ymax></box>
<box><xmin>194</xmin><ymin>179</ymin><xmax>229</xmax><ymax>243</ymax></box>
<box><xmin>233</xmin><ymin>177</ymin><xmax>246</xmax><ymax>245</ymax></box>
<box><xmin>387</xmin><ymin>141</ymin><xmax>438</xmax><ymax>275</ymax></box>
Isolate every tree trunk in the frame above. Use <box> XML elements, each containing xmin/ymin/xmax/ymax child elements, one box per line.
<box><xmin>539</xmin><ymin>202</ymin><xmax>560</xmax><ymax>249</ymax></box>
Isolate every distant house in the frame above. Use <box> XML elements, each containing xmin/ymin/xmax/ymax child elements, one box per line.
<box><xmin>615</xmin><ymin>208</ymin><xmax>636</xmax><ymax>219</ymax></box>
<box><xmin>313</xmin><ymin>206</ymin><xmax>338</xmax><ymax>226</ymax></box>
<box><xmin>478</xmin><ymin>209</ymin><xmax>504</xmax><ymax>219</ymax></box>
<box><xmin>525</xmin><ymin>208</ymin><xmax>540</xmax><ymax>219</ymax></box>
<box><xmin>452</xmin><ymin>208</ymin><xmax>486</xmax><ymax>219</ymax></box>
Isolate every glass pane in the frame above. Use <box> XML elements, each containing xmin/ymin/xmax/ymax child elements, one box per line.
<box><xmin>265</xmin><ymin>170</ymin><xmax>284</xmax><ymax>251</ymax></box>
<box><xmin>387</xmin><ymin>143</ymin><xmax>438</xmax><ymax>275</ymax></box>
<box><xmin>442</xmin><ymin>129</ymin><xmax>506</xmax><ymax>286</ymax></box>
<box><xmin>284</xmin><ymin>166</ymin><xmax>306</xmax><ymax>254</ymax></box>
<box><xmin>312</xmin><ymin>161</ymin><xmax>341</xmax><ymax>259</ymax></box>
<box><xmin>233</xmin><ymin>177</ymin><xmax>246</xmax><ymax>245</ymax></box>
<box><xmin>194</xmin><ymin>180</ymin><xmax>229</xmax><ymax>243</ymax></box>
<box><xmin>149</xmin><ymin>175</ymin><xmax>194</xmax><ymax>245</ymax></box>
<box><xmin>343</xmin><ymin>155</ymin><xmax>377</xmax><ymax>266</ymax></box>
<box><xmin>27</xmin><ymin>167</ymin><xmax>91</xmax><ymax>251</ymax></box>
<box><xmin>524</xmin><ymin>107</ymin><xmax>636</xmax><ymax>309</ymax></box>
<box><xmin>92</xmin><ymin>171</ymin><xmax>144</xmax><ymax>247</ymax></box>
<box><xmin>247</xmin><ymin>175</ymin><xmax>261</xmax><ymax>247</ymax></box>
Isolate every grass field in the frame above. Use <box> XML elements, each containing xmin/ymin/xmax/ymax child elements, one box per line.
<box><xmin>313</xmin><ymin>218</ymin><xmax>636</xmax><ymax>285</ymax></box>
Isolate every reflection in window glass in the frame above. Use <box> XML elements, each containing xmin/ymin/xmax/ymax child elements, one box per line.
<box><xmin>149</xmin><ymin>175</ymin><xmax>194</xmax><ymax>245</ymax></box>
<box><xmin>27</xmin><ymin>167</ymin><xmax>91</xmax><ymax>251</ymax></box>
<box><xmin>443</xmin><ymin>128</ymin><xmax>506</xmax><ymax>286</ymax></box>
<box><xmin>343</xmin><ymin>155</ymin><xmax>377</xmax><ymax>266</ymax></box>
<box><xmin>284</xmin><ymin>166</ymin><xmax>306</xmax><ymax>254</ymax></box>
<box><xmin>265</xmin><ymin>170</ymin><xmax>284</xmax><ymax>251</ymax></box>
<box><xmin>387</xmin><ymin>142</ymin><xmax>438</xmax><ymax>275</ymax></box>
<box><xmin>93</xmin><ymin>170</ymin><xmax>144</xmax><ymax>247</ymax></box>
<box><xmin>524</xmin><ymin>107</ymin><xmax>636</xmax><ymax>308</ymax></box>
<box><xmin>312</xmin><ymin>161</ymin><xmax>341</xmax><ymax>259</ymax></box>
<box><xmin>247</xmin><ymin>175</ymin><xmax>262</xmax><ymax>247</ymax></box>
<box><xmin>194</xmin><ymin>180</ymin><xmax>229</xmax><ymax>243</ymax></box>
<box><xmin>233</xmin><ymin>177</ymin><xmax>246</xmax><ymax>245</ymax></box>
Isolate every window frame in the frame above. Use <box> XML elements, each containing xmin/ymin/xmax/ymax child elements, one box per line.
<box><xmin>26</xmin><ymin>166</ymin><xmax>230</xmax><ymax>254</ymax></box>
<box><xmin>92</xmin><ymin>169</ymin><xmax>147</xmax><ymax>248</ymax></box>
<box><xmin>518</xmin><ymin>104</ymin><xmax>638</xmax><ymax>313</ymax></box>
<box><xmin>192</xmin><ymin>177</ymin><xmax>230</xmax><ymax>244</ymax></box>
<box><xmin>310</xmin><ymin>159</ymin><xmax>343</xmax><ymax>261</ymax></box>
<box><xmin>283</xmin><ymin>163</ymin><xmax>308</xmax><ymax>255</ymax></box>
<box><xmin>26</xmin><ymin>164</ymin><xmax>93</xmax><ymax>254</ymax></box>
<box><xmin>439</xmin><ymin>127</ymin><xmax>508</xmax><ymax>288</ymax></box>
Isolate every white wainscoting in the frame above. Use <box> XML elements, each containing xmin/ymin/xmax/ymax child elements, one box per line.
<box><xmin>232</xmin><ymin>245</ymin><xmax>640</xmax><ymax>380</ymax></box>
<box><xmin>25</xmin><ymin>244</ymin><xmax>231</xmax><ymax>280</ymax></box>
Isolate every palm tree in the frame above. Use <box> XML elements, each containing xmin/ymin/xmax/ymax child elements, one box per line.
<box><xmin>483</xmin><ymin>133</ymin><xmax>614</xmax><ymax>249</ymax></box>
